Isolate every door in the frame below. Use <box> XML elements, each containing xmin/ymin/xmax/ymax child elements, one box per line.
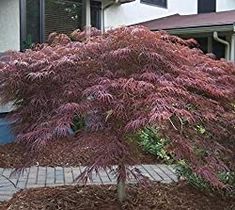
<box><xmin>198</xmin><ymin>0</ymin><xmax>216</xmax><ymax>13</ymax></box>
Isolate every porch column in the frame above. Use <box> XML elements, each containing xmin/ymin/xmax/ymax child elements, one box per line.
<box><xmin>207</xmin><ymin>37</ymin><xmax>213</xmax><ymax>53</ymax></box>
<box><xmin>231</xmin><ymin>34</ymin><xmax>235</xmax><ymax>62</ymax></box>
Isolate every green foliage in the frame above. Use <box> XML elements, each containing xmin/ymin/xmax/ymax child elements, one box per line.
<box><xmin>232</xmin><ymin>103</ymin><xmax>235</xmax><ymax>110</ymax></box>
<box><xmin>137</xmin><ymin>126</ymin><xmax>235</xmax><ymax>194</ymax></box>
<box><xmin>175</xmin><ymin>160</ymin><xmax>211</xmax><ymax>190</ymax></box>
<box><xmin>137</xmin><ymin>127</ymin><xmax>234</xmax><ymax>193</ymax></box>
<box><xmin>137</xmin><ymin>127</ymin><xmax>171</xmax><ymax>161</ymax></box>
<box><xmin>23</xmin><ymin>35</ymin><xmax>33</xmax><ymax>50</ymax></box>
<box><xmin>195</xmin><ymin>125</ymin><xmax>206</xmax><ymax>135</ymax></box>
<box><xmin>175</xmin><ymin>161</ymin><xmax>235</xmax><ymax>193</ymax></box>
<box><xmin>193</xmin><ymin>147</ymin><xmax>207</xmax><ymax>158</ymax></box>
<box><xmin>71</xmin><ymin>115</ymin><xmax>85</xmax><ymax>133</ymax></box>
<box><xmin>219</xmin><ymin>171</ymin><xmax>235</xmax><ymax>186</ymax></box>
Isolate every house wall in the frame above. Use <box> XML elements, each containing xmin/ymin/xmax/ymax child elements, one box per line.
<box><xmin>217</xmin><ymin>0</ymin><xmax>235</xmax><ymax>12</ymax></box>
<box><xmin>0</xmin><ymin>0</ymin><xmax>20</xmax><ymax>52</ymax></box>
<box><xmin>104</xmin><ymin>0</ymin><xmax>235</xmax><ymax>30</ymax></box>
<box><xmin>104</xmin><ymin>0</ymin><xmax>197</xmax><ymax>29</ymax></box>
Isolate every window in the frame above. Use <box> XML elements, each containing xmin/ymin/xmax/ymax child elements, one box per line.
<box><xmin>212</xmin><ymin>39</ymin><xmax>225</xmax><ymax>59</ymax></box>
<box><xmin>20</xmin><ymin>0</ymin><xmax>101</xmax><ymax>50</ymax></box>
<box><xmin>195</xmin><ymin>37</ymin><xmax>208</xmax><ymax>54</ymax></box>
<box><xmin>198</xmin><ymin>0</ymin><xmax>216</xmax><ymax>13</ymax></box>
<box><xmin>91</xmin><ymin>1</ymin><xmax>101</xmax><ymax>30</ymax></box>
<box><xmin>20</xmin><ymin>0</ymin><xmax>41</xmax><ymax>50</ymax></box>
<box><xmin>44</xmin><ymin>0</ymin><xmax>85</xmax><ymax>40</ymax></box>
<box><xmin>140</xmin><ymin>0</ymin><xmax>167</xmax><ymax>8</ymax></box>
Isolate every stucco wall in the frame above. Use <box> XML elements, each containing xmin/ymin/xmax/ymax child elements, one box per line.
<box><xmin>0</xmin><ymin>0</ymin><xmax>20</xmax><ymax>52</ymax></box>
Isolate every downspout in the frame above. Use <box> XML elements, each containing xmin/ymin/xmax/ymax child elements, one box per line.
<box><xmin>230</xmin><ymin>23</ymin><xmax>235</xmax><ymax>62</ymax></box>
<box><xmin>231</xmin><ymin>34</ymin><xmax>235</xmax><ymax>62</ymax></box>
<box><xmin>213</xmin><ymin>32</ymin><xmax>230</xmax><ymax>61</ymax></box>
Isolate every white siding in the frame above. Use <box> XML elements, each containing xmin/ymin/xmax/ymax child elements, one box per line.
<box><xmin>0</xmin><ymin>0</ymin><xmax>20</xmax><ymax>52</ymax></box>
<box><xmin>104</xmin><ymin>0</ymin><xmax>235</xmax><ymax>30</ymax></box>
<box><xmin>104</xmin><ymin>0</ymin><xmax>197</xmax><ymax>29</ymax></box>
<box><xmin>217</xmin><ymin>0</ymin><xmax>235</xmax><ymax>12</ymax></box>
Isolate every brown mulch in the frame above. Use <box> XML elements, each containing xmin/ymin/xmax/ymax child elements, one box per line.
<box><xmin>0</xmin><ymin>131</ymin><xmax>159</xmax><ymax>168</ymax></box>
<box><xmin>0</xmin><ymin>182</ymin><xmax>234</xmax><ymax>210</ymax></box>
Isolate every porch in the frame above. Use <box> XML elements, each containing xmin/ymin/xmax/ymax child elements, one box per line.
<box><xmin>137</xmin><ymin>10</ymin><xmax>235</xmax><ymax>61</ymax></box>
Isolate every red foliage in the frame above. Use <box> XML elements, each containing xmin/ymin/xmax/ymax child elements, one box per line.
<box><xmin>0</xmin><ymin>26</ymin><xmax>234</xmax><ymax>188</ymax></box>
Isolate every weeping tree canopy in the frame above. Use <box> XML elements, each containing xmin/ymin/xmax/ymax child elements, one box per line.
<box><xmin>0</xmin><ymin>26</ymin><xmax>234</xmax><ymax>189</ymax></box>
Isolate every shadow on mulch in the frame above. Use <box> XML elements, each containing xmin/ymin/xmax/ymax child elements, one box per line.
<box><xmin>1</xmin><ymin>182</ymin><xmax>234</xmax><ymax>210</ymax></box>
<box><xmin>0</xmin><ymin>131</ymin><xmax>160</xmax><ymax>168</ymax></box>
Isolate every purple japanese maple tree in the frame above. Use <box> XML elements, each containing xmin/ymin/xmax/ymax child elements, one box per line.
<box><xmin>0</xmin><ymin>26</ymin><xmax>234</xmax><ymax>201</ymax></box>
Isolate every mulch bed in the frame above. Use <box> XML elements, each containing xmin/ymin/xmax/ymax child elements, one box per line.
<box><xmin>1</xmin><ymin>182</ymin><xmax>234</xmax><ymax>210</ymax></box>
<box><xmin>0</xmin><ymin>131</ymin><xmax>159</xmax><ymax>168</ymax></box>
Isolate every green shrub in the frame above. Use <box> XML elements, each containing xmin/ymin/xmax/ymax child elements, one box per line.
<box><xmin>137</xmin><ymin>127</ymin><xmax>171</xmax><ymax>161</ymax></box>
<box><xmin>175</xmin><ymin>160</ymin><xmax>210</xmax><ymax>190</ymax></box>
<box><xmin>138</xmin><ymin>128</ymin><xmax>235</xmax><ymax>193</ymax></box>
<box><xmin>219</xmin><ymin>171</ymin><xmax>235</xmax><ymax>186</ymax></box>
<box><xmin>175</xmin><ymin>160</ymin><xmax>235</xmax><ymax>193</ymax></box>
<box><xmin>71</xmin><ymin>115</ymin><xmax>85</xmax><ymax>133</ymax></box>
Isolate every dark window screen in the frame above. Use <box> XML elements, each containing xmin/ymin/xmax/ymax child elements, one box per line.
<box><xmin>44</xmin><ymin>0</ymin><xmax>101</xmax><ymax>40</ymax></box>
<box><xmin>24</xmin><ymin>0</ymin><xmax>40</xmax><ymax>48</ymax></box>
<box><xmin>21</xmin><ymin>0</ymin><xmax>101</xmax><ymax>49</ymax></box>
<box><xmin>195</xmin><ymin>37</ymin><xmax>208</xmax><ymax>53</ymax></box>
<box><xmin>212</xmin><ymin>39</ymin><xmax>225</xmax><ymax>59</ymax></box>
<box><xmin>44</xmin><ymin>0</ymin><xmax>85</xmax><ymax>40</ymax></box>
<box><xmin>198</xmin><ymin>0</ymin><xmax>216</xmax><ymax>13</ymax></box>
<box><xmin>91</xmin><ymin>1</ymin><xmax>101</xmax><ymax>29</ymax></box>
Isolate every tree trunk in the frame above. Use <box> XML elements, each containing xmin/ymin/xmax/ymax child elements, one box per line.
<box><xmin>117</xmin><ymin>164</ymin><xmax>127</xmax><ymax>203</ymax></box>
<box><xmin>117</xmin><ymin>178</ymin><xmax>126</xmax><ymax>203</ymax></box>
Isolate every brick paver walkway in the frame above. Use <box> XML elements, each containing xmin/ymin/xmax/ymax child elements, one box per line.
<box><xmin>0</xmin><ymin>164</ymin><xmax>178</xmax><ymax>201</ymax></box>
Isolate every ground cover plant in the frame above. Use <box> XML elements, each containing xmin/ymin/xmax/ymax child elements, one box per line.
<box><xmin>0</xmin><ymin>26</ymin><xmax>234</xmax><ymax>202</ymax></box>
<box><xmin>137</xmin><ymin>127</ymin><xmax>172</xmax><ymax>161</ymax></box>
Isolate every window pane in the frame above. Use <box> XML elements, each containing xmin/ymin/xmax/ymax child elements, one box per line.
<box><xmin>25</xmin><ymin>0</ymin><xmax>40</xmax><ymax>48</ymax></box>
<box><xmin>195</xmin><ymin>37</ymin><xmax>208</xmax><ymax>53</ymax></box>
<box><xmin>198</xmin><ymin>0</ymin><xmax>216</xmax><ymax>14</ymax></box>
<box><xmin>45</xmin><ymin>0</ymin><xmax>85</xmax><ymax>40</ymax></box>
<box><xmin>212</xmin><ymin>39</ymin><xmax>225</xmax><ymax>59</ymax></box>
<box><xmin>91</xmin><ymin>1</ymin><xmax>101</xmax><ymax>29</ymax></box>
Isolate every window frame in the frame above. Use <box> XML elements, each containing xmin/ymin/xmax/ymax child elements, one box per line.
<box><xmin>19</xmin><ymin>0</ymin><xmax>44</xmax><ymax>50</ymax></box>
<box><xmin>140</xmin><ymin>0</ymin><xmax>167</xmax><ymax>9</ymax></box>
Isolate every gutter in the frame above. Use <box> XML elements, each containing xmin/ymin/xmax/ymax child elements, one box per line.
<box><xmin>213</xmin><ymin>32</ymin><xmax>230</xmax><ymax>61</ymax></box>
<box><xmin>160</xmin><ymin>24</ymin><xmax>234</xmax><ymax>35</ymax></box>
